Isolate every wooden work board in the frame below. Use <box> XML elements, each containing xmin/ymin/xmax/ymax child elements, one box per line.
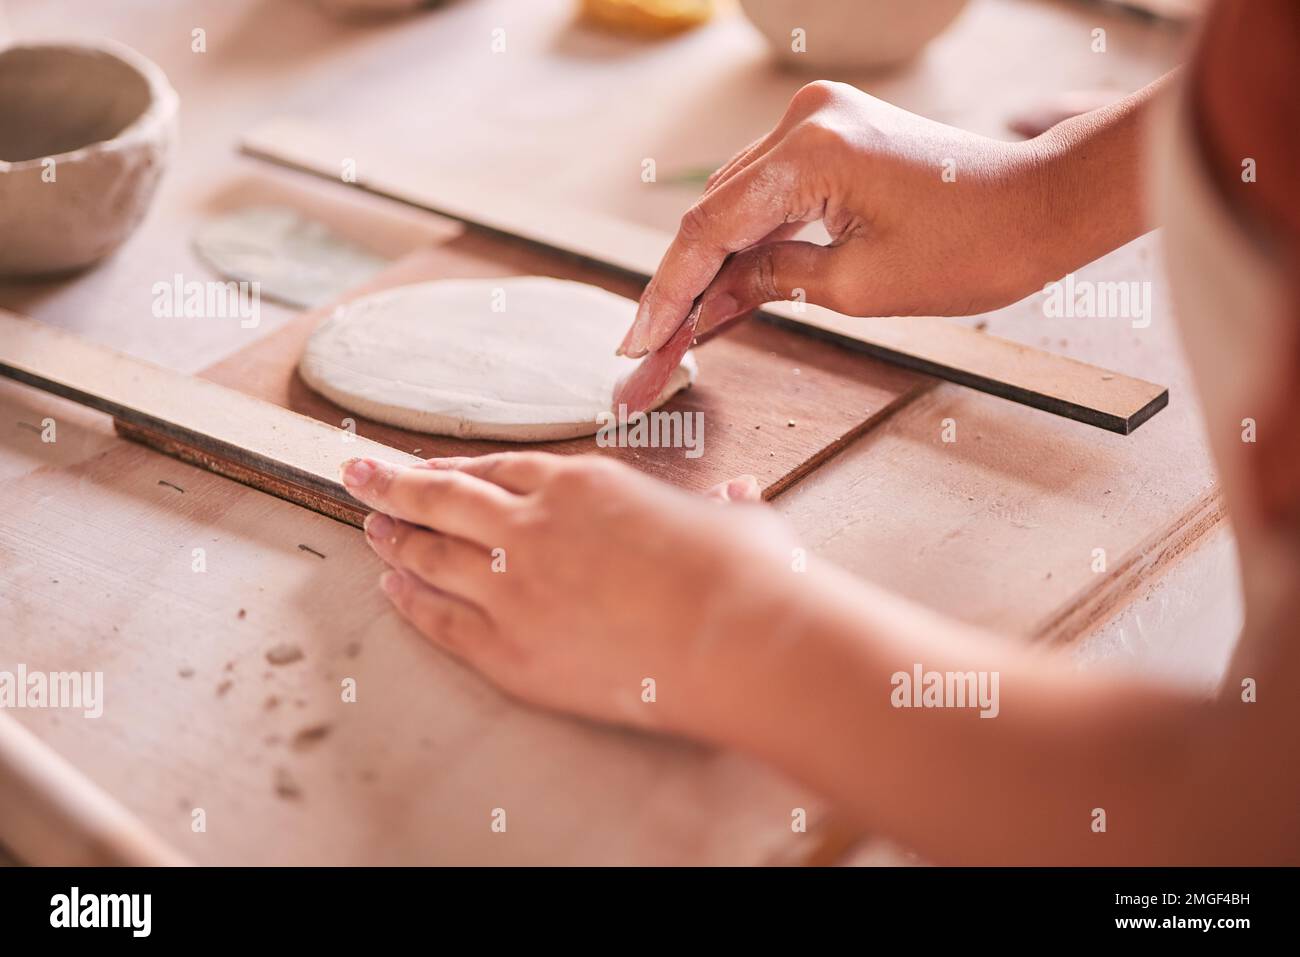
<box><xmin>196</xmin><ymin>225</ymin><xmax>928</xmax><ymax>505</ymax></box>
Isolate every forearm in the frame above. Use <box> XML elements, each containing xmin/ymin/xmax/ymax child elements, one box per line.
<box><xmin>1017</xmin><ymin>72</ymin><xmax>1176</xmax><ymax>288</ymax></box>
<box><xmin>693</xmin><ymin>559</ymin><xmax>1283</xmax><ymax>864</ymax></box>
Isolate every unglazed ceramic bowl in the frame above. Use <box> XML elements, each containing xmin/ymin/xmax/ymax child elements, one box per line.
<box><xmin>0</xmin><ymin>40</ymin><xmax>178</xmax><ymax>277</ymax></box>
<box><xmin>738</xmin><ymin>0</ymin><xmax>970</xmax><ymax>70</ymax></box>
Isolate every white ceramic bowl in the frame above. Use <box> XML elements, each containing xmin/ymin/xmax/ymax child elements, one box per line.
<box><xmin>0</xmin><ymin>40</ymin><xmax>178</xmax><ymax>277</ymax></box>
<box><xmin>739</xmin><ymin>0</ymin><xmax>969</xmax><ymax>71</ymax></box>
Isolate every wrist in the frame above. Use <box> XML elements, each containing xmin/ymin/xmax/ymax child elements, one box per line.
<box><xmin>987</xmin><ymin>136</ymin><xmax>1070</xmax><ymax>301</ymax></box>
<box><xmin>671</xmin><ymin>557</ymin><xmax>849</xmax><ymax>758</ymax></box>
<box><xmin>1014</xmin><ymin>97</ymin><xmax>1152</xmax><ymax>285</ymax></box>
<box><xmin>663</xmin><ymin>559</ymin><xmax>802</xmax><ymax>748</ymax></box>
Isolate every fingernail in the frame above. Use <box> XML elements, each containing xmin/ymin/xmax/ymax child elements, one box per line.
<box><xmin>727</xmin><ymin>475</ymin><xmax>759</xmax><ymax>499</ymax></box>
<box><xmin>624</xmin><ymin>297</ymin><xmax>656</xmax><ymax>357</ymax></box>
<box><xmin>341</xmin><ymin>458</ymin><xmax>376</xmax><ymax>489</ymax></box>
<box><xmin>380</xmin><ymin>570</ymin><xmax>405</xmax><ymax>598</ymax></box>
<box><xmin>365</xmin><ymin>512</ymin><xmax>395</xmax><ymax>544</ymax></box>
<box><xmin>622</xmin><ymin>325</ymin><xmax>650</xmax><ymax>358</ymax></box>
<box><xmin>616</xmin><ymin>321</ymin><xmax>639</xmax><ymax>357</ymax></box>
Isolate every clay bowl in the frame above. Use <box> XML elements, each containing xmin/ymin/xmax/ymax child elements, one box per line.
<box><xmin>738</xmin><ymin>0</ymin><xmax>970</xmax><ymax>71</ymax></box>
<box><xmin>0</xmin><ymin>40</ymin><xmax>178</xmax><ymax>278</ymax></box>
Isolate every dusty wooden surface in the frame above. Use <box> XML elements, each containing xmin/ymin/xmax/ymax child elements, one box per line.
<box><xmin>0</xmin><ymin>0</ymin><xmax>1222</xmax><ymax>865</ymax></box>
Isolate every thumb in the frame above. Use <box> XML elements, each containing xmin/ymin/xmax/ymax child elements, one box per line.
<box><xmin>695</xmin><ymin>240</ymin><xmax>846</xmax><ymax>337</ymax></box>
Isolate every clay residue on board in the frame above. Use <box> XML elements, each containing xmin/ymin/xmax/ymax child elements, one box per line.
<box><xmin>273</xmin><ymin>766</ymin><xmax>301</xmax><ymax>800</ymax></box>
<box><xmin>291</xmin><ymin>723</ymin><xmax>333</xmax><ymax>752</ymax></box>
<box><xmin>266</xmin><ymin>643</ymin><xmax>304</xmax><ymax>666</ymax></box>
<box><xmin>192</xmin><ymin>205</ymin><xmax>389</xmax><ymax>309</ymax></box>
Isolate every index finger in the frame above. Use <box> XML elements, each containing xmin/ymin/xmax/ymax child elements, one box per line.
<box><xmin>415</xmin><ymin>452</ymin><xmax>561</xmax><ymax>494</ymax></box>
<box><xmin>341</xmin><ymin>457</ymin><xmax>518</xmax><ymax>547</ymax></box>
<box><xmin>620</xmin><ymin>156</ymin><xmax>799</xmax><ymax>358</ymax></box>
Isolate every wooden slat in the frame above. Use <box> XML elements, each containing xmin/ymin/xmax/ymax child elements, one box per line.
<box><xmin>759</xmin><ymin>304</ymin><xmax>1167</xmax><ymax>434</ymax></box>
<box><xmin>0</xmin><ymin>309</ymin><xmax>420</xmax><ymax>527</ymax></box>
<box><xmin>241</xmin><ymin>115</ymin><xmax>1168</xmax><ymax>435</ymax></box>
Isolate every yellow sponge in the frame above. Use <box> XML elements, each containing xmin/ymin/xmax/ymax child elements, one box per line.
<box><xmin>579</xmin><ymin>0</ymin><xmax>714</xmax><ymax>37</ymax></box>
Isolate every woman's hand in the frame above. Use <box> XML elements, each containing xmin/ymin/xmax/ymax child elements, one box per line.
<box><xmin>619</xmin><ymin>78</ymin><xmax>1158</xmax><ymax>362</ymax></box>
<box><xmin>341</xmin><ymin>453</ymin><xmax>798</xmax><ymax>734</ymax></box>
<box><xmin>618</xmin><ymin>80</ymin><xmax>1053</xmax><ymax>358</ymax></box>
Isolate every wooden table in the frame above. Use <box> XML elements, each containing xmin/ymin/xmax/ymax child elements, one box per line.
<box><xmin>0</xmin><ymin>0</ymin><xmax>1231</xmax><ymax>865</ymax></box>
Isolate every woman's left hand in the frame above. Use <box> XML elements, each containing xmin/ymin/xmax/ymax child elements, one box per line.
<box><xmin>340</xmin><ymin>453</ymin><xmax>796</xmax><ymax>735</ymax></box>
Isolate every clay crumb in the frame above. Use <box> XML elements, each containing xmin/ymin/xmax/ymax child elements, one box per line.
<box><xmin>178</xmin><ymin>666</ymin><xmax>195</xmax><ymax>679</ymax></box>
<box><xmin>786</xmin><ymin>419</ymin><xmax>796</xmax><ymax>428</ymax></box>
<box><xmin>292</xmin><ymin>723</ymin><xmax>333</xmax><ymax>752</ymax></box>
<box><xmin>224</xmin><ymin>660</ymin><xmax>235</xmax><ymax>672</ymax></box>
<box><xmin>264</xmin><ymin>695</ymin><xmax>281</xmax><ymax>711</ymax></box>
<box><xmin>273</xmin><ymin>766</ymin><xmax>302</xmax><ymax>800</ymax></box>
<box><xmin>344</xmin><ymin>641</ymin><xmax>361</xmax><ymax>659</ymax></box>
<box><xmin>266</xmin><ymin>643</ymin><xmax>305</xmax><ymax>666</ymax></box>
<box><xmin>974</xmin><ymin>320</ymin><xmax>989</xmax><ymax>332</ymax></box>
<box><xmin>237</xmin><ymin>608</ymin><xmax>247</xmax><ymax>620</ymax></box>
<box><xmin>157</xmin><ymin>479</ymin><xmax>185</xmax><ymax>493</ymax></box>
<box><xmin>298</xmin><ymin>544</ymin><xmax>326</xmax><ymax>560</ymax></box>
<box><xmin>216</xmin><ymin>679</ymin><xmax>234</xmax><ymax>697</ymax></box>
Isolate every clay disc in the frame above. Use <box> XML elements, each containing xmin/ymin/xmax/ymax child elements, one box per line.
<box><xmin>299</xmin><ymin>277</ymin><xmax>697</xmax><ymax>441</ymax></box>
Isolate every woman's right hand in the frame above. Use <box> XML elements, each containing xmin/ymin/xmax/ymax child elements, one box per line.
<box><xmin>618</xmin><ymin>80</ymin><xmax>1059</xmax><ymax>358</ymax></box>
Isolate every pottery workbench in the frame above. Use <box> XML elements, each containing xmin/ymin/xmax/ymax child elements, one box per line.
<box><xmin>0</xmin><ymin>0</ymin><xmax>1232</xmax><ymax>865</ymax></box>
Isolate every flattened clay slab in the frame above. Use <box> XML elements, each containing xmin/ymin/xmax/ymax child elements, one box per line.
<box><xmin>298</xmin><ymin>277</ymin><xmax>696</xmax><ymax>441</ymax></box>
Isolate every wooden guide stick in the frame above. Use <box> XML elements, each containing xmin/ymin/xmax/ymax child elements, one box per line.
<box><xmin>241</xmin><ymin>116</ymin><xmax>1169</xmax><ymax>435</ymax></box>
<box><xmin>0</xmin><ymin>710</ymin><xmax>190</xmax><ymax>865</ymax></box>
<box><xmin>0</xmin><ymin>309</ymin><xmax>420</xmax><ymax>527</ymax></box>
